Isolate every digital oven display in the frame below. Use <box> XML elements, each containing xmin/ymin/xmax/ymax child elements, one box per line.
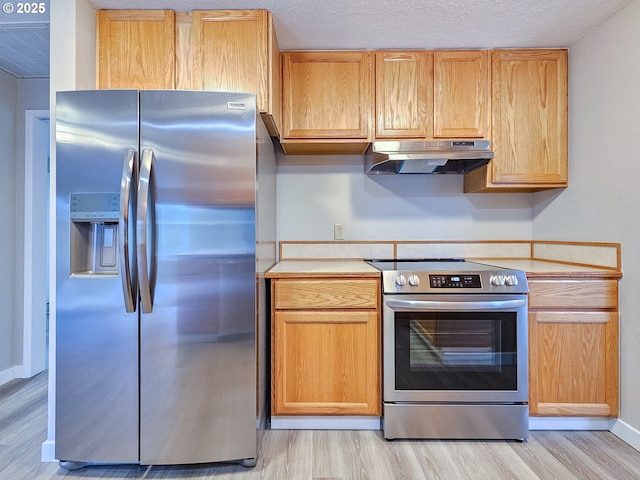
<box><xmin>429</xmin><ymin>274</ymin><xmax>482</xmax><ymax>288</ymax></box>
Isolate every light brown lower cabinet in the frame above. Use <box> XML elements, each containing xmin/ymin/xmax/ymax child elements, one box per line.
<box><xmin>528</xmin><ymin>278</ymin><xmax>619</xmax><ymax>417</ymax></box>
<box><xmin>271</xmin><ymin>278</ymin><xmax>381</xmax><ymax>416</ymax></box>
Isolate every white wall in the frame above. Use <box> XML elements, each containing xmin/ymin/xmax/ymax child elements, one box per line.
<box><xmin>0</xmin><ymin>71</ymin><xmax>49</xmax><ymax>384</ymax></box>
<box><xmin>533</xmin><ymin>0</ymin><xmax>640</xmax><ymax>447</ymax></box>
<box><xmin>14</xmin><ymin>78</ymin><xmax>50</xmax><ymax>370</ymax></box>
<box><xmin>44</xmin><ymin>0</ymin><xmax>97</xmax><ymax>462</ymax></box>
<box><xmin>0</xmin><ymin>70</ymin><xmax>18</xmax><ymax>380</ymax></box>
<box><xmin>276</xmin><ymin>152</ymin><xmax>534</xmax><ymax>242</ymax></box>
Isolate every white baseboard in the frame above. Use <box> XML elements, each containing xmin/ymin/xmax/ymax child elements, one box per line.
<box><xmin>270</xmin><ymin>416</ymin><xmax>620</xmax><ymax>432</ymax></box>
<box><xmin>0</xmin><ymin>365</ymin><xmax>25</xmax><ymax>386</ymax></box>
<box><xmin>271</xmin><ymin>416</ymin><xmax>381</xmax><ymax>430</ymax></box>
<box><xmin>38</xmin><ymin>418</ymin><xmax>640</xmax><ymax>461</ymax></box>
<box><xmin>529</xmin><ymin>416</ymin><xmax>616</xmax><ymax>431</ymax></box>
<box><xmin>41</xmin><ymin>440</ymin><xmax>56</xmax><ymax>462</ymax></box>
<box><xmin>610</xmin><ymin>419</ymin><xmax>640</xmax><ymax>452</ymax></box>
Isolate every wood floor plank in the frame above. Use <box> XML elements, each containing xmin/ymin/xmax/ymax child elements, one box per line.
<box><xmin>471</xmin><ymin>441</ymin><xmax>543</xmax><ymax>480</ymax></box>
<box><xmin>3</xmin><ymin>373</ymin><xmax>640</xmax><ymax>480</ymax></box>
<box><xmin>566</xmin><ymin>430</ymin><xmax>640</xmax><ymax>477</ymax></box>
<box><xmin>508</xmin><ymin>434</ymin><xmax>580</xmax><ymax>480</ymax></box>
<box><xmin>312</xmin><ymin>430</ymin><xmax>352</xmax><ymax>479</ymax></box>
<box><xmin>410</xmin><ymin>440</ymin><xmax>467</xmax><ymax>478</ymax></box>
<box><xmin>415</xmin><ymin>441</ymin><xmax>522</xmax><ymax>480</ymax></box>
<box><xmin>285</xmin><ymin>429</ymin><xmax>314</xmax><ymax>479</ymax></box>
<box><xmin>344</xmin><ymin>430</ymin><xmax>402</xmax><ymax>479</ymax></box>
<box><xmin>533</xmin><ymin>430</ymin><xmax>640</xmax><ymax>480</ymax></box>
<box><xmin>386</xmin><ymin>439</ymin><xmax>436</xmax><ymax>479</ymax></box>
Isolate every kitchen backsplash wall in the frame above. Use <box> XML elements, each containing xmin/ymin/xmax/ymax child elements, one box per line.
<box><xmin>275</xmin><ymin>150</ymin><xmax>534</xmax><ymax>242</ymax></box>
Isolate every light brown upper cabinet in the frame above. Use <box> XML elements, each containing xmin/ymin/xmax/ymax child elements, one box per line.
<box><xmin>465</xmin><ymin>49</ymin><xmax>568</xmax><ymax>192</ymax></box>
<box><xmin>189</xmin><ymin>10</ymin><xmax>281</xmax><ymax>136</ymax></box>
<box><xmin>97</xmin><ymin>10</ymin><xmax>176</xmax><ymax>89</ymax></box>
<box><xmin>375</xmin><ymin>51</ymin><xmax>432</xmax><ymax>138</ymax></box>
<box><xmin>433</xmin><ymin>50</ymin><xmax>489</xmax><ymax>138</ymax></box>
<box><xmin>281</xmin><ymin>51</ymin><xmax>373</xmax><ymax>154</ymax></box>
<box><xmin>374</xmin><ymin>50</ymin><xmax>488</xmax><ymax>140</ymax></box>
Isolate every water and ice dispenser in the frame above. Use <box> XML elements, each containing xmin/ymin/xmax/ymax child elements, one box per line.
<box><xmin>70</xmin><ymin>193</ymin><xmax>120</xmax><ymax>276</ymax></box>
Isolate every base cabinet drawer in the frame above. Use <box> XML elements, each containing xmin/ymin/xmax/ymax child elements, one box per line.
<box><xmin>274</xmin><ymin>279</ymin><xmax>378</xmax><ymax>309</ymax></box>
<box><xmin>528</xmin><ymin>279</ymin><xmax>617</xmax><ymax>309</ymax></box>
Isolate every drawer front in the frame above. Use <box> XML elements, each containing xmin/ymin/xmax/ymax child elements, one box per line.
<box><xmin>528</xmin><ymin>280</ymin><xmax>617</xmax><ymax>309</ymax></box>
<box><xmin>274</xmin><ymin>279</ymin><xmax>379</xmax><ymax>309</ymax></box>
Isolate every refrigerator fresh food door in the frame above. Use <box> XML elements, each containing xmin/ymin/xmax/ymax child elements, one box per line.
<box><xmin>55</xmin><ymin>90</ymin><xmax>140</xmax><ymax>463</ymax></box>
<box><xmin>138</xmin><ymin>91</ymin><xmax>258</xmax><ymax>465</ymax></box>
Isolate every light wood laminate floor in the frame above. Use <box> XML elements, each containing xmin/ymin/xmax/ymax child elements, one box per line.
<box><xmin>2</xmin><ymin>372</ymin><xmax>640</xmax><ymax>480</ymax></box>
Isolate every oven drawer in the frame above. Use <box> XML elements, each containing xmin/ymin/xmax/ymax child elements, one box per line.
<box><xmin>384</xmin><ymin>403</ymin><xmax>529</xmax><ymax>440</ymax></box>
<box><xmin>528</xmin><ymin>280</ymin><xmax>617</xmax><ymax>309</ymax></box>
<box><xmin>274</xmin><ymin>279</ymin><xmax>379</xmax><ymax>309</ymax></box>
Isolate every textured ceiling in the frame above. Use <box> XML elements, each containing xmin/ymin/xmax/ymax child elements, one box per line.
<box><xmin>89</xmin><ymin>0</ymin><xmax>633</xmax><ymax>50</ymax></box>
<box><xmin>0</xmin><ymin>24</ymin><xmax>49</xmax><ymax>78</ymax></box>
<box><xmin>0</xmin><ymin>0</ymin><xmax>634</xmax><ymax>78</ymax></box>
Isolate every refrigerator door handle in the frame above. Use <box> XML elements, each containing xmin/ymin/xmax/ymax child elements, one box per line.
<box><xmin>119</xmin><ymin>149</ymin><xmax>137</xmax><ymax>313</ymax></box>
<box><xmin>137</xmin><ymin>148</ymin><xmax>155</xmax><ymax>313</ymax></box>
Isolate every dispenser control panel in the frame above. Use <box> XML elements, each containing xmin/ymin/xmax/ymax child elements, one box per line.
<box><xmin>70</xmin><ymin>193</ymin><xmax>119</xmax><ymax>221</ymax></box>
<box><xmin>69</xmin><ymin>192</ymin><xmax>120</xmax><ymax>275</ymax></box>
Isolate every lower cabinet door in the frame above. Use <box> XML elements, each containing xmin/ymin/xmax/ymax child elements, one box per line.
<box><xmin>273</xmin><ymin>310</ymin><xmax>380</xmax><ymax>416</ymax></box>
<box><xmin>528</xmin><ymin>311</ymin><xmax>618</xmax><ymax>417</ymax></box>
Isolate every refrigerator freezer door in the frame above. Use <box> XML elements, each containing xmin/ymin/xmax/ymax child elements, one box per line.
<box><xmin>55</xmin><ymin>90</ymin><xmax>140</xmax><ymax>463</ymax></box>
<box><xmin>138</xmin><ymin>91</ymin><xmax>258</xmax><ymax>465</ymax></box>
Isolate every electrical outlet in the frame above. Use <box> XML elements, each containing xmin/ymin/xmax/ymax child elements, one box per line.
<box><xmin>334</xmin><ymin>224</ymin><xmax>344</xmax><ymax>240</ymax></box>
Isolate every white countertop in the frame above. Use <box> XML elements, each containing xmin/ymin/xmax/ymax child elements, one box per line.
<box><xmin>472</xmin><ymin>258</ymin><xmax>621</xmax><ymax>278</ymax></box>
<box><xmin>267</xmin><ymin>258</ymin><xmax>622</xmax><ymax>279</ymax></box>
<box><xmin>266</xmin><ymin>260</ymin><xmax>380</xmax><ymax>277</ymax></box>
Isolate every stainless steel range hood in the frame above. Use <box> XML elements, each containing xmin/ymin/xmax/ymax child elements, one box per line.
<box><xmin>365</xmin><ymin>140</ymin><xmax>493</xmax><ymax>174</ymax></box>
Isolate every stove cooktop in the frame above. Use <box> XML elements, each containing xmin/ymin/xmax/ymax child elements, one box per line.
<box><xmin>365</xmin><ymin>258</ymin><xmax>529</xmax><ymax>294</ymax></box>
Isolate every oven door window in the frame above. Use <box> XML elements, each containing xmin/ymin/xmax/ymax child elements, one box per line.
<box><xmin>394</xmin><ymin>312</ymin><xmax>518</xmax><ymax>390</ymax></box>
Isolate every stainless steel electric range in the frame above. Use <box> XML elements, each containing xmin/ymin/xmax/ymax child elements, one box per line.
<box><xmin>366</xmin><ymin>259</ymin><xmax>530</xmax><ymax>441</ymax></box>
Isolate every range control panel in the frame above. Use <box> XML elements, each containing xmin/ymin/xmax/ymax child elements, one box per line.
<box><xmin>429</xmin><ymin>274</ymin><xmax>481</xmax><ymax>289</ymax></box>
<box><xmin>381</xmin><ymin>270</ymin><xmax>529</xmax><ymax>294</ymax></box>
<box><xmin>368</xmin><ymin>259</ymin><xmax>530</xmax><ymax>294</ymax></box>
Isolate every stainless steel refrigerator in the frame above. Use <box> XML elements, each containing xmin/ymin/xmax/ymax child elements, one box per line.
<box><xmin>54</xmin><ymin>90</ymin><xmax>276</xmax><ymax>468</ymax></box>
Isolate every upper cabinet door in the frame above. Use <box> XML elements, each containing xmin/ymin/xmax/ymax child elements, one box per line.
<box><xmin>433</xmin><ymin>50</ymin><xmax>489</xmax><ymax>138</ymax></box>
<box><xmin>375</xmin><ymin>51</ymin><xmax>432</xmax><ymax>138</ymax></box>
<box><xmin>282</xmin><ymin>51</ymin><xmax>372</xmax><ymax>140</ymax></box>
<box><xmin>490</xmin><ymin>49</ymin><xmax>568</xmax><ymax>188</ymax></box>
<box><xmin>190</xmin><ymin>10</ymin><xmax>280</xmax><ymax>136</ymax></box>
<box><xmin>97</xmin><ymin>10</ymin><xmax>176</xmax><ymax>89</ymax></box>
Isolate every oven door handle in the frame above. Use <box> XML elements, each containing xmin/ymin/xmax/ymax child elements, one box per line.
<box><xmin>385</xmin><ymin>298</ymin><xmax>527</xmax><ymax>311</ymax></box>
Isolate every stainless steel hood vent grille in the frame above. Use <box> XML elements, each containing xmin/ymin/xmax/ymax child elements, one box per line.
<box><xmin>365</xmin><ymin>140</ymin><xmax>494</xmax><ymax>175</ymax></box>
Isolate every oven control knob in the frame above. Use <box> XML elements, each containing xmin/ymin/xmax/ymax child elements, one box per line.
<box><xmin>395</xmin><ymin>274</ymin><xmax>407</xmax><ymax>286</ymax></box>
<box><xmin>408</xmin><ymin>274</ymin><xmax>421</xmax><ymax>286</ymax></box>
<box><xmin>490</xmin><ymin>274</ymin><xmax>506</xmax><ymax>286</ymax></box>
<box><xmin>505</xmin><ymin>275</ymin><xmax>519</xmax><ymax>286</ymax></box>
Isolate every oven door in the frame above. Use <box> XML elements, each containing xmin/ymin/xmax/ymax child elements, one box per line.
<box><xmin>383</xmin><ymin>294</ymin><xmax>528</xmax><ymax>403</ymax></box>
